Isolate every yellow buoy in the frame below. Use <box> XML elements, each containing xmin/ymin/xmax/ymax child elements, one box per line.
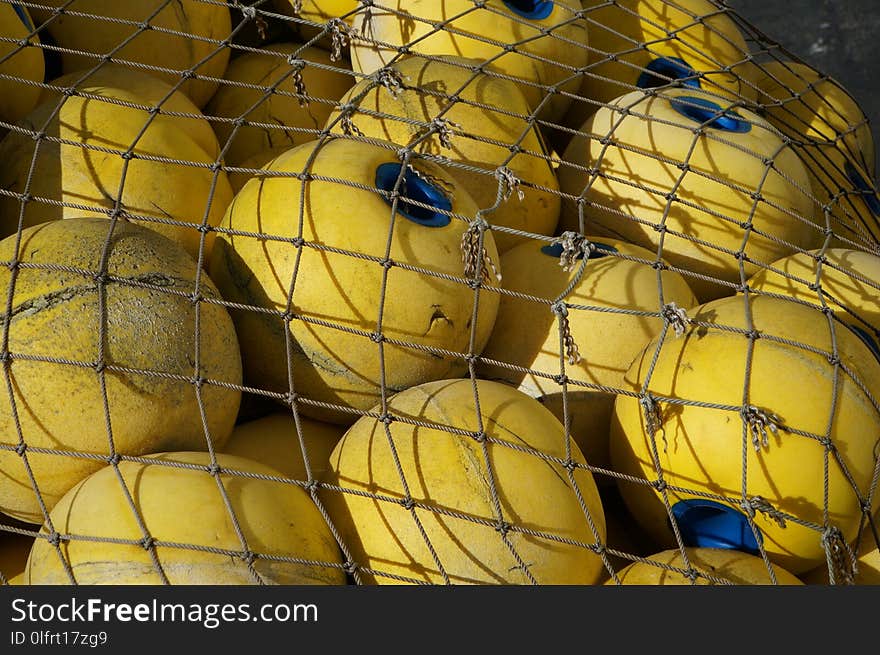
<box><xmin>37</xmin><ymin>64</ymin><xmax>222</xmax><ymax>162</ymax></box>
<box><xmin>206</xmin><ymin>43</ymin><xmax>355</xmax><ymax>168</ymax></box>
<box><xmin>0</xmin><ymin>218</ymin><xmax>242</xmax><ymax>524</ymax></box>
<box><xmin>754</xmin><ymin>60</ymin><xmax>874</xmax><ymax>179</ymax></box>
<box><xmin>479</xmin><ymin>236</ymin><xmax>698</xmax><ymax>477</ymax></box>
<box><xmin>208</xmin><ymin>137</ymin><xmax>501</xmax><ymax>425</ymax></box>
<box><xmin>748</xmin><ymin>248</ymin><xmax>880</xmax><ymax>343</ymax></box>
<box><xmin>349</xmin><ymin>0</ymin><xmax>589</xmax><ymax>124</ymax></box>
<box><xmin>222</xmin><ymin>412</ymin><xmax>345</xmax><ymax>482</ymax></box>
<box><xmin>28</xmin><ymin>1</ymin><xmax>232</xmax><ymax>108</ymax></box>
<box><xmin>562</xmin><ymin>0</ymin><xmax>755</xmax><ymax>146</ymax></box>
<box><xmin>801</xmin><ymin>535</ymin><xmax>880</xmax><ymax>585</ymax></box>
<box><xmin>25</xmin><ymin>452</ymin><xmax>345</xmax><ymax>584</ymax></box>
<box><xmin>606</xmin><ymin>547</ymin><xmax>804</xmax><ymax>585</ymax></box>
<box><xmin>325</xmin><ymin>55</ymin><xmax>560</xmax><ymax>252</ymax></box>
<box><xmin>0</xmin><ymin>2</ymin><xmax>45</xmax><ymax>125</ymax></box>
<box><xmin>751</xmin><ymin>60</ymin><xmax>879</xmax><ymax>249</ymax></box>
<box><xmin>610</xmin><ymin>293</ymin><xmax>880</xmax><ymax>574</ymax></box>
<box><xmin>273</xmin><ymin>0</ymin><xmax>360</xmax><ymax>25</ymax></box>
<box><xmin>796</xmin><ymin>145</ymin><xmax>880</xmax><ymax>251</ymax></box>
<box><xmin>559</xmin><ymin>87</ymin><xmax>817</xmax><ymax>301</ymax></box>
<box><xmin>0</xmin><ymin>81</ymin><xmax>234</xmax><ymax>261</ymax></box>
<box><xmin>226</xmin><ymin>145</ymin><xmax>292</xmax><ymax>195</ymax></box>
<box><xmin>323</xmin><ymin>378</ymin><xmax>607</xmax><ymax>584</ymax></box>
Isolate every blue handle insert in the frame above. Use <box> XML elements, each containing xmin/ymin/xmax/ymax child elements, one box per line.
<box><xmin>375</xmin><ymin>163</ymin><xmax>452</xmax><ymax>228</ymax></box>
<box><xmin>670</xmin><ymin>95</ymin><xmax>753</xmax><ymax>133</ymax></box>
<box><xmin>503</xmin><ymin>0</ymin><xmax>555</xmax><ymax>21</ymax></box>
<box><xmin>637</xmin><ymin>57</ymin><xmax>701</xmax><ymax>91</ymax></box>
<box><xmin>670</xmin><ymin>498</ymin><xmax>762</xmax><ymax>555</ymax></box>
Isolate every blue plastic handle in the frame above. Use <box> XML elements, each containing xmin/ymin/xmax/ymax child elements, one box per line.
<box><xmin>375</xmin><ymin>163</ymin><xmax>452</xmax><ymax>228</ymax></box>
<box><xmin>670</xmin><ymin>499</ymin><xmax>762</xmax><ymax>555</ymax></box>
<box><xmin>670</xmin><ymin>96</ymin><xmax>753</xmax><ymax>133</ymax></box>
<box><xmin>637</xmin><ymin>57</ymin><xmax>702</xmax><ymax>91</ymax></box>
<box><xmin>503</xmin><ymin>0</ymin><xmax>555</xmax><ymax>21</ymax></box>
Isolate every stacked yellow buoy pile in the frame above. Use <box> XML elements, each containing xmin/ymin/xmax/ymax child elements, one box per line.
<box><xmin>0</xmin><ymin>0</ymin><xmax>878</xmax><ymax>586</ymax></box>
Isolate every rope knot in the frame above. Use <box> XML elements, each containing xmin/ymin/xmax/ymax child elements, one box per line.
<box><xmin>640</xmin><ymin>394</ymin><xmax>662</xmax><ymax>436</ymax></box>
<box><xmin>429</xmin><ymin>117</ymin><xmax>459</xmax><ymax>149</ymax></box>
<box><xmin>375</xmin><ymin>66</ymin><xmax>405</xmax><ymax>98</ymax></box>
<box><xmin>340</xmin><ymin>112</ymin><xmax>364</xmax><ymax>137</ymax></box>
<box><xmin>327</xmin><ymin>17</ymin><xmax>353</xmax><ymax>62</ymax></box>
<box><xmin>661</xmin><ymin>302</ymin><xmax>691</xmax><ymax>337</ymax></box>
<box><xmin>551</xmin><ymin>231</ymin><xmax>591</xmax><ymax>272</ymax></box>
<box><xmin>461</xmin><ymin>219</ymin><xmax>502</xmax><ymax>284</ymax></box>
<box><xmin>741</xmin><ymin>405</ymin><xmax>782</xmax><ymax>451</ymax></box>
<box><xmin>496</xmin><ymin>166</ymin><xmax>524</xmax><ymax>202</ymax></box>
<box><xmin>743</xmin><ymin>495</ymin><xmax>787</xmax><ymax>529</ymax></box>
<box><xmin>821</xmin><ymin>525</ymin><xmax>857</xmax><ymax>585</ymax></box>
<box><xmin>552</xmin><ymin>301</ymin><xmax>581</xmax><ymax>365</ymax></box>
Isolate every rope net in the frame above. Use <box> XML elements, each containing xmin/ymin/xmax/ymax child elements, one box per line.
<box><xmin>0</xmin><ymin>0</ymin><xmax>878</xmax><ymax>586</ymax></box>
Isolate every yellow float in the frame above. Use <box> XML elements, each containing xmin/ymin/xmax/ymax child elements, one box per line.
<box><xmin>606</xmin><ymin>547</ymin><xmax>804</xmax><ymax>584</ymax></box>
<box><xmin>25</xmin><ymin>452</ymin><xmax>345</xmax><ymax>584</ymax></box>
<box><xmin>222</xmin><ymin>412</ymin><xmax>345</xmax><ymax>482</ymax></box>
<box><xmin>0</xmin><ymin>79</ymin><xmax>234</xmax><ymax>261</ymax></box>
<box><xmin>559</xmin><ymin>87</ymin><xmax>817</xmax><ymax>301</ymax></box>
<box><xmin>325</xmin><ymin>55</ymin><xmax>559</xmax><ymax>252</ymax></box>
<box><xmin>575</xmin><ymin>0</ymin><xmax>753</xmax><ymax>106</ymax></box>
<box><xmin>273</xmin><ymin>0</ymin><xmax>360</xmax><ymax>25</ymax></box>
<box><xmin>801</xmin><ymin>535</ymin><xmax>880</xmax><ymax>585</ymax></box>
<box><xmin>0</xmin><ymin>218</ymin><xmax>242</xmax><ymax>524</ymax></box>
<box><xmin>479</xmin><ymin>236</ymin><xmax>698</xmax><ymax>477</ymax></box>
<box><xmin>797</xmin><ymin>147</ymin><xmax>880</xmax><ymax>251</ymax></box>
<box><xmin>206</xmin><ymin>43</ymin><xmax>354</xmax><ymax>168</ymax></box>
<box><xmin>751</xmin><ymin>60</ymin><xmax>879</xmax><ymax>249</ymax></box>
<box><xmin>754</xmin><ymin>60</ymin><xmax>874</xmax><ymax>179</ymax></box>
<box><xmin>38</xmin><ymin>64</ymin><xmax>222</xmax><ymax>162</ymax></box>
<box><xmin>610</xmin><ymin>293</ymin><xmax>880</xmax><ymax>574</ymax></box>
<box><xmin>349</xmin><ymin>0</ymin><xmax>589</xmax><ymax>124</ymax></box>
<box><xmin>28</xmin><ymin>1</ymin><xmax>232</xmax><ymax>108</ymax></box>
<box><xmin>208</xmin><ymin>137</ymin><xmax>501</xmax><ymax>425</ymax></box>
<box><xmin>0</xmin><ymin>2</ymin><xmax>44</xmax><ymax>125</ymax></box>
<box><xmin>226</xmin><ymin>145</ymin><xmax>291</xmax><ymax>195</ymax></box>
<box><xmin>322</xmin><ymin>378</ymin><xmax>607</xmax><ymax>584</ymax></box>
<box><xmin>748</xmin><ymin>248</ymin><xmax>880</xmax><ymax>348</ymax></box>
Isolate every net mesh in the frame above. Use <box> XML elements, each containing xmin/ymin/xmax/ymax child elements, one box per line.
<box><xmin>0</xmin><ymin>0</ymin><xmax>877</xmax><ymax>586</ymax></box>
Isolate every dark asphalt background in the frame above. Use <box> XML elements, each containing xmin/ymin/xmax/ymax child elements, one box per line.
<box><xmin>728</xmin><ymin>0</ymin><xmax>880</xmax><ymax>175</ymax></box>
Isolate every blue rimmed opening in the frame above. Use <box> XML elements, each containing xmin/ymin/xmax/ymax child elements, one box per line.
<box><xmin>670</xmin><ymin>95</ymin><xmax>753</xmax><ymax>133</ymax></box>
<box><xmin>847</xmin><ymin>323</ymin><xmax>880</xmax><ymax>364</ymax></box>
<box><xmin>540</xmin><ymin>241</ymin><xmax>618</xmax><ymax>260</ymax></box>
<box><xmin>844</xmin><ymin>161</ymin><xmax>880</xmax><ymax>217</ymax></box>
<box><xmin>375</xmin><ymin>163</ymin><xmax>452</xmax><ymax>228</ymax></box>
<box><xmin>670</xmin><ymin>499</ymin><xmax>762</xmax><ymax>555</ymax></box>
<box><xmin>637</xmin><ymin>57</ymin><xmax>702</xmax><ymax>91</ymax></box>
<box><xmin>503</xmin><ymin>0</ymin><xmax>555</xmax><ymax>21</ymax></box>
